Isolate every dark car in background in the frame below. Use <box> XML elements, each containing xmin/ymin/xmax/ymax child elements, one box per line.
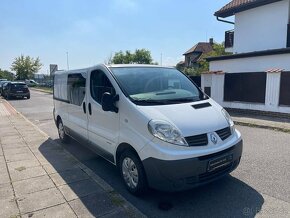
<box><xmin>2</xmin><ymin>82</ymin><xmax>30</xmax><ymax>100</ymax></box>
<box><xmin>0</xmin><ymin>80</ymin><xmax>10</xmax><ymax>96</ymax></box>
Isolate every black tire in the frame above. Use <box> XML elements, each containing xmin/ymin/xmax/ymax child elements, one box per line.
<box><xmin>6</xmin><ymin>93</ymin><xmax>10</xmax><ymax>100</ymax></box>
<box><xmin>119</xmin><ymin>150</ymin><xmax>148</xmax><ymax>195</ymax></box>
<box><xmin>27</xmin><ymin>95</ymin><xmax>30</xmax><ymax>99</ymax></box>
<box><xmin>57</xmin><ymin>119</ymin><xmax>69</xmax><ymax>143</ymax></box>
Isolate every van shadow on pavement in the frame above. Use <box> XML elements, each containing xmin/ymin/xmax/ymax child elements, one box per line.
<box><xmin>38</xmin><ymin>138</ymin><xmax>130</xmax><ymax>217</ymax></box>
<box><xmin>39</xmin><ymin>137</ymin><xmax>265</xmax><ymax>218</ymax></box>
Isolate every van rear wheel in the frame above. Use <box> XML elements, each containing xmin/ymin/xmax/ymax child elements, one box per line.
<box><xmin>119</xmin><ymin>150</ymin><xmax>147</xmax><ymax>195</ymax></box>
<box><xmin>58</xmin><ymin>119</ymin><xmax>69</xmax><ymax>143</ymax></box>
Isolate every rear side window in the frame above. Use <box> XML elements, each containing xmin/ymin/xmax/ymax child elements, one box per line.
<box><xmin>90</xmin><ymin>70</ymin><xmax>115</xmax><ymax>104</ymax></box>
<box><xmin>11</xmin><ymin>84</ymin><xmax>27</xmax><ymax>88</ymax></box>
<box><xmin>67</xmin><ymin>73</ymin><xmax>86</xmax><ymax>106</ymax></box>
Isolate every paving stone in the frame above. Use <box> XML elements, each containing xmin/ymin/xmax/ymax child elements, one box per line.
<box><xmin>43</xmin><ymin>160</ymin><xmax>80</xmax><ymax>175</ymax></box>
<box><xmin>5</xmin><ymin>152</ymin><xmax>36</xmax><ymax>163</ymax></box>
<box><xmin>0</xmin><ymin>129</ymin><xmax>18</xmax><ymax>137</ymax></box>
<box><xmin>1</xmin><ymin>136</ymin><xmax>24</xmax><ymax>145</ymax></box>
<box><xmin>34</xmin><ymin>150</ymin><xmax>75</xmax><ymax>165</ymax></box>
<box><xmin>9</xmin><ymin>165</ymin><xmax>46</xmax><ymax>182</ymax></box>
<box><xmin>3</xmin><ymin>147</ymin><xmax>31</xmax><ymax>156</ymax></box>
<box><xmin>7</xmin><ymin>159</ymin><xmax>40</xmax><ymax>170</ymax></box>
<box><xmin>13</xmin><ymin>175</ymin><xmax>55</xmax><ymax>196</ymax></box>
<box><xmin>59</xmin><ymin>179</ymin><xmax>103</xmax><ymax>201</ymax></box>
<box><xmin>2</xmin><ymin>142</ymin><xmax>27</xmax><ymax>150</ymax></box>
<box><xmin>0</xmin><ymin>170</ymin><xmax>10</xmax><ymax>185</ymax></box>
<box><xmin>69</xmin><ymin>193</ymin><xmax>118</xmax><ymax>218</ymax></box>
<box><xmin>50</xmin><ymin>168</ymin><xmax>90</xmax><ymax>186</ymax></box>
<box><xmin>0</xmin><ymin>183</ymin><xmax>14</xmax><ymax>200</ymax></box>
<box><xmin>0</xmin><ymin>198</ymin><xmax>19</xmax><ymax>218</ymax></box>
<box><xmin>0</xmin><ymin>155</ymin><xmax>5</xmax><ymax>165</ymax></box>
<box><xmin>22</xmin><ymin>203</ymin><xmax>77</xmax><ymax>218</ymax></box>
<box><xmin>17</xmin><ymin>187</ymin><xmax>65</xmax><ymax>214</ymax></box>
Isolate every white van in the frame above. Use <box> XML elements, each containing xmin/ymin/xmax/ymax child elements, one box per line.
<box><xmin>53</xmin><ymin>64</ymin><xmax>242</xmax><ymax>195</ymax></box>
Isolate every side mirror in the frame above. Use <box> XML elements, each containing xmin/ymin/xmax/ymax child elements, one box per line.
<box><xmin>101</xmin><ymin>92</ymin><xmax>119</xmax><ymax>113</ymax></box>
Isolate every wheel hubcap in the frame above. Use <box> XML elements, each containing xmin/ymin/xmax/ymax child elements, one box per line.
<box><xmin>122</xmin><ymin>157</ymin><xmax>139</xmax><ymax>189</ymax></box>
<box><xmin>58</xmin><ymin>122</ymin><xmax>65</xmax><ymax>139</ymax></box>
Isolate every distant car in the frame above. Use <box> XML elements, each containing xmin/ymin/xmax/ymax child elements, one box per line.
<box><xmin>2</xmin><ymin>82</ymin><xmax>30</xmax><ymax>100</ymax></box>
<box><xmin>25</xmin><ymin>79</ymin><xmax>39</xmax><ymax>87</ymax></box>
<box><xmin>0</xmin><ymin>80</ymin><xmax>10</xmax><ymax>96</ymax></box>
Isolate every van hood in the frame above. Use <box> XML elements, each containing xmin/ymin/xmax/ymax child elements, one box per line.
<box><xmin>137</xmin><ymin>100</ymin><xmax>229</xmax><ymax>137</ymax></box>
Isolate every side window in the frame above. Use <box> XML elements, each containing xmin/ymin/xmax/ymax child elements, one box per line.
<box><xmin>67</xmin><ymin>73</ymin><xmax>86</xmax><ymax>106</ymax></box>
<box><xmin>90</xmin><ymin>70</ymin><xmax>115</xmax><ymax>104</ymax></box>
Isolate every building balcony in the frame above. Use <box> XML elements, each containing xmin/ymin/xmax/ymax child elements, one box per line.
<box><xmin>225</xmin><ymin>30</ymin><xmax>234</xmax><ymax>52</ymax></box>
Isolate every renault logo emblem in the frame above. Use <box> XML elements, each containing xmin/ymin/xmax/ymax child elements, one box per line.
<box><xmin>210</xmin><ymin>133</ymin><xmax>218</xmax><ymax>144</ymax></box>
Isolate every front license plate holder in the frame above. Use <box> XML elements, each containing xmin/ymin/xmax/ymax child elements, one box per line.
<box><xmin>207</xmin><ymin>154</ymin><xmax>233</xmax><ymax>172</ymax></box>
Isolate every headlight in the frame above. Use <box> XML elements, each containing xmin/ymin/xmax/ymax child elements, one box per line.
<box><xmin>148</xmin><ymin>120</ymin><xmax>188</xmax><ymax>146</ymax></box>
<box><xmin>222</xmin><ymin>108</ymin><xmax>235</xmax><ymax>132</ymax></box>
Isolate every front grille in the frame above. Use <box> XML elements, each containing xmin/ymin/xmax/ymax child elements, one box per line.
<box><xmin>216</xmin><ymin>127</ymin><xmax>231</xmax><ymax>140</ymax></box>
<box><xmin>185</xmin><ymin>134</ymin><xmax>208</xmax><ymax>146</ymax></box>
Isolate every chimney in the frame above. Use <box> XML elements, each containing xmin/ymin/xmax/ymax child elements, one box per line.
<box><xmin>209</xmin><ymin>38</ymin><xmax>214</xmax><ymax>45</ymax></box>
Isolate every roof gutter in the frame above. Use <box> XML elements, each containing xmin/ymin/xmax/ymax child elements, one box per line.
<box><xmin>216</xmin><ymin>16</ymin><xmax>235</xmax><ymax>25</ymax></box>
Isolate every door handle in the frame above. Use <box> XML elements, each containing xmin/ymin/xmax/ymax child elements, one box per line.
<box><xmin>82</xmin><ymin>102</ymin><xmax>86</xmax><ymax>114</ymax></box>
<box><xmin>88</xmin><ymin>103</ymin><xmax>92</xmax><ymax>115</ymax></box>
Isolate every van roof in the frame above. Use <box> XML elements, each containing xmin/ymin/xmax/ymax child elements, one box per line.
<box><xmin>54</xmin><ymin>64</ymin><xmax>175</xmax><ymax>75</ymax></box>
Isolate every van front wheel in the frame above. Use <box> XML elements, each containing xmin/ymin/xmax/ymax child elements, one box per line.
<box><xmin>58</xmin><ymin>119</ymin><xmax>69</xmax><ymax>143</ymax></box>
<box><xmin>119</xmin><ymin>150</ymin><xmax>147</xmax><ymax>195</ymax></box>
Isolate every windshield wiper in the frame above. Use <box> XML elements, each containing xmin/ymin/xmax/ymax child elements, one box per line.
<box><xmin>167</xmin><ymin>97</ymin><xmax>200</xmax><ymax>103</ymax></box>
<box><xmin>132</xmin><ymin>99</ymin><xmax>168</xmax><ymax>105</ymax></box>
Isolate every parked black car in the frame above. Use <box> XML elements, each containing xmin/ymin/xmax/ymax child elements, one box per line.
<box><xmin>2</xmin><ymin>82</ymin><xmax>30</xmax><ymax>99</ymax></box>
<box><xmin>0</xmin><ymin>80</ymin><xmax>9</xmax><ymax>96</ymax></box>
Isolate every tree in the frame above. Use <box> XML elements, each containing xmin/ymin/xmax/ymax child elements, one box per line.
<box><xmin>197</xmin><ymin>42</ymin><xmax>229</xmax><ymax>73</ymax></box>
<box><xmin>0</xmin><ymin>69</ymin><xmax>14</xmax><ymax>80</ymax></box>
<box><xmin>112</xmin><ymin>49</ymin><xmax>155</xmax><ymax>64</ymax></box>
<box><xmin>178</xmin><ymin>42</ymin><xmax>229</xmax><ymax>76</ymax></box>
<box><xmin>11</xmin><ymin>55</ymin><xmax>42</xmax><ymax>80</ymax></box>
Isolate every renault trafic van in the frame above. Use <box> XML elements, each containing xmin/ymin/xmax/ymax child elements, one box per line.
<box><xmin>53</xmin><ymin>64</ymin><xmax>242</xmax><ymax>195</ymax></box>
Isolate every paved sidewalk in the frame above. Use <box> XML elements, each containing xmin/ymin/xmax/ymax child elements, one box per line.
<box><xmin>231</xmin><ymin>114</ymin><xmax>290</xmax><ymax>133</ymax></box>
<box><xmin>0</xmin><ymin>99</ymin><xmax>145</xmax><ymax>218</ymax></box>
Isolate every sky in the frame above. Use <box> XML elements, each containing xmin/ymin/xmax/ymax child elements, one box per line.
<box><xmin>0</xmin><ymin>0</ymin><xmax>233</xmax><ymax>74</ymax></box>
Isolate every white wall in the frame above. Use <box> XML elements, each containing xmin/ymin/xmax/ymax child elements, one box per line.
<box><xmin>234</xmin><ymin>0</ymin><xmax>290</xmax><ymax>53</ymax></box>
<box><xmin>210</xmin><ymin>53</ymin><xmax>290</xmax><ymax>73</ymax></box>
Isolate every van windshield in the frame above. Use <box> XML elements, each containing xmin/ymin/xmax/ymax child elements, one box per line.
<box><xmin>110</xmin><ymin>67</ymin><xmax>207</xmax><ymax>105</ymax></box>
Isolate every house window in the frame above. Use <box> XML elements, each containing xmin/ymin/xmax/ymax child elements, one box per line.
<box><xmin>279</xmin><ymin>72</ymin><xmax>290</xmax><ymax>106</ymax></box>
<box><xmin>224</xmin><ymin>72</ymin><xmax>266</xmax><ymax>103</ymax></box>
<box><xmin>67</xmin><ymin>73</ymin><xmax>86</xmax><ymax>106</ymax></box>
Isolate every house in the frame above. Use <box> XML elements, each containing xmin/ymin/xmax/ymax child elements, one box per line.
<box><xmin>182</xmin><ymin>39</ymin><xmax>214</xmax><ymax>68</ymax></box>
<box><xmin>203</xmin><ymin>0</ymin><xmax>290</xmax><ymax>116</ymax></box>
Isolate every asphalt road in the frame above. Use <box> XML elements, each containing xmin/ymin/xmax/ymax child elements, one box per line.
<box><xmin>8</xmin><ymin>90</ymin><xmax>290</xmax><ymax>218</ymax></box>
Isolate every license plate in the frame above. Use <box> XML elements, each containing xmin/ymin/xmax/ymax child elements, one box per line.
<box><xmin>207</xmin><ymin>154</ymin><xmax>233</xmax><ymax>172</ymax></box>
<box><xmin>17</xmin><ymin>91</ymin><xmax>23</xmax><ymax>93</ymax></box>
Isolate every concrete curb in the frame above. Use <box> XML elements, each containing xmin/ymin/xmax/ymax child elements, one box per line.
<box><xmin>234</xmin><ymin>121</ymin><xmax>290</xmax><ymax>134</ymax></box>
<box><xmin>5</xmin><ymin>99</ymin><xmax>147</xmax><ymax>218</ymax></box>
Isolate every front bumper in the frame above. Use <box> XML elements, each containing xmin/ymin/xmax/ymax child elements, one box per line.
<box><xmin>142</xmin><ymin>140</ymin><xmax>243</xmax><ymax>192</ymax></box>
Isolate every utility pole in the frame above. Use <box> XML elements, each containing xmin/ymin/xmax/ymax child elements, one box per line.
<box><xmin>66</xmin><ymin>52</ymin><xmax>70</xmax><ymax>70</ymax></box>
<box><xmin>160</xmin><ymin>53</ymin><xmax>163</xmax><ymax>66</ymax></box>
